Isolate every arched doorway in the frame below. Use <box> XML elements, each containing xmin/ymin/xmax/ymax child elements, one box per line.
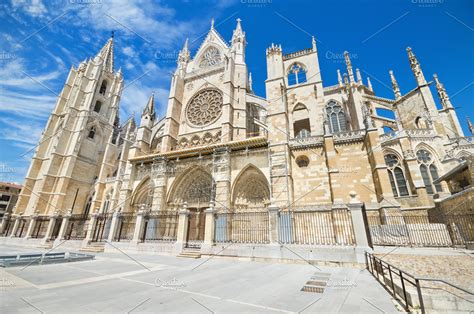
<box><xmin>232</xmin><ymin>165</ymin><xmax>270</xmax><ymax>211</ymax></box>
<box><xmin>168</xmin><ymin>167</ymin><xmax>215</xmax><ymax>247</ymax></box>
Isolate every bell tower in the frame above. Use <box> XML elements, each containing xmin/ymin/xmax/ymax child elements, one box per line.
<box><xmin>15</xmin><ymin>35</ymin><xmax>124</xmax><ymax>216</ymax></box>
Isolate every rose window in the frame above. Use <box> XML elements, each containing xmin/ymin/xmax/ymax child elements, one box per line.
<box><xmin>186</xmin><ymin>89</ymin><xmax>223</xmax><ymax>127</ymax></box>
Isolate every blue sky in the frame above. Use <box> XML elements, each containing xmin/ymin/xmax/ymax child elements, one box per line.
<box><xmin>0</xmin><ymin>0</ymin><xmax>473</xmax><ymax>183</ymax></box>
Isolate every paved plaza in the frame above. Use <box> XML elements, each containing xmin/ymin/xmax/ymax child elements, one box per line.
<box><xmin>0</xmin><ymin>244</ymin><xmax>398</xmax><ymax>313</ymax></box>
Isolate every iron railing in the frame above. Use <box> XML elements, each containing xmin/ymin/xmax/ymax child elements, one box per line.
<box><xmin>141</xmin><ymin>211</ymin><xmax>179</xmax><ymax>242</ymax></box>
<box><xmin>14</xmin><ymin>218</ymin><xmax>28</xmax><ymax>238</ymax></box>
<box><xmin>215</xmin><ymin>211</ymin><xmax>269</xmax><ymax>244</ymax></box>
<box><xmin>115</xmin><ymin>213</ymin><xmax>136</xmax><ymax>242</ymax></box>
<box><xmin>1</xmin><ymin>216</ymin><xmax>14</xmax><ymax>236</ymax></box>
<box><xmin>91</xmin><ymin>213</ymin><xmax>113</xmax><ymax>242</ymax></box>
<box><xmin>367</xmin><ymin>213</ymin><xmax>473</xmax><ymax>247</ymax></box>
<box><xmin>65</xmin><ymin>215</ymin><xmax>89</xmax><ymax>240</ymax></box>
<box><xmin>365</xmin><ymin>252</ymin><xmax>474</xmax><ymax>313</ymax></box>
<box><xmin>31</xmin><ymin>216</ymin><xmax>50</xmax><ymax>239</ymax></box>
<box><xmin>279</xmin><ymin>209</ymin><xmax>355</xmax><ymax>245</ymax></box>
<box><xmin>49</xmin><ymin>218</ymin><xmax>62</xmax><ymax>240</ymax></box>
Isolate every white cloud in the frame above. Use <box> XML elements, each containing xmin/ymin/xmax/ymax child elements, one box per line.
<box><xmin>73</xmin><ymin>1</ymin><xmax>199</xmax><ymax>48</ymax></box>
<box><xmin>0</xmin><ymin>89</ymin><xmax>56</xmax><ymax>118</ymax></box>
<box><xmin>0</xmin><ymin>116</ymin><xmax>43</xmax><ymax>147</ymax></box>
<box><xmin>11</xmin><ymin>0</ymin><xmax>47</xmax><ymax>17</ymax></box>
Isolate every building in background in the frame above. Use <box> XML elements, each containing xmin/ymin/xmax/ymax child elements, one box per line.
<box><xmin>0</xmin><ymin>182</ymin><xmax>22</xmax><ymax>217</ymax></box>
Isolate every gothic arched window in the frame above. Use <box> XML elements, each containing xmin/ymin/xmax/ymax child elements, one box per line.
<box><xmin>83</xmin><ymin>196</ymin><xmax>92</xmax><ymax>218</ymax></box>
<box><xmin>93</xmin><ymin>101</ymin><xmax>102</xmax><ymax>113</ymax></box>
<box><xmin>287</xmin><ymin>63</ymin><xmax>307</xmax><ymax>86</ymax></box>
<box><xmin>384</xmin><ymin>154</ymin><xmax>409</xmax><ymax>197</ymax></box>
<box><xmin>88</xmin><ymin>126</ymin><xmax>96</xmax><ymax>139</ymax></box>
<box><xmin>326</xmin><ymin>101</ymin><xmax>347</xmax><ymax>133</ymax></box>
<box><xmin>416</xmin><ymin>149</ymin><xmax>442</xmax><ymax>194</ymax></box>
<box><xmin>99</xmin><ymin>80</ymin><xmax>107</xmax><ymax>95</ymax></box>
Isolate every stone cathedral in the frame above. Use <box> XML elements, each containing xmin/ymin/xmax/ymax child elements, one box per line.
<box><xmin>3</xmin><ymin>19</ymin><xmax>473</xmax><ymax>258</ymax></box>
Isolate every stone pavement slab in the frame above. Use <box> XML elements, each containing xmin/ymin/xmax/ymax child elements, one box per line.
<box><xmin>0</xmin><ymin>244</ymin><xmax>398</xmax><ymax>313</ymax></box>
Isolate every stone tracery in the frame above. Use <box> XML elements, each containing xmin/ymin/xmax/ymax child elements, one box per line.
<box><xmin>186</xmin><ymin>89</ymin><xmax>223</xmax><ymax>127</ymax></box>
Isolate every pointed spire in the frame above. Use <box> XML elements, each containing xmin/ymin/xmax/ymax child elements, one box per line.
<box><xmin>356</xmin><ymin>68</ymin><xmax>362</xmax><ymax>84</ymax></box>
<box><xmin>96</xmin><ymin>35</ymin><xmax>114</xmax><ymax>72</ymax></box>
<box><xmin>343</xmin><ymin>73</ymin><xmax>349</xmax><ymax>85</ymax></box>
<box><xmin>248</xmin><ymin>72</ymin><xmax>253</xmax><ymax>92</ymax></box>
<box><xmin>178</xmin><ymin>38</ymin><xmax>190</xmax><ymax>64</ymax></box>
<box><xmin>232</xmin><ymin>17</ymin><xmax>245</xmax><ymax>44</ymax></box>
<box><xmin>142</xmin><ymin>92</ymin><xmax>155</xmax><ymax>119</ymax></box>
<box><xmin>389</xmin><ymin>70</ymin><xmax>401</xmax><ymax>100</ymax></box>
<box><xmin>344</xmin><ymin>51</ymin><xmax>354</xmax><ymax>84</ymax></box>
<box><xmin>407</xmin><ymin>47</ymin><xmax>426</xmax><ymax>86</ymax></box>
<box><xmin>433</xmin><ymin>74</ymin><xmax>452</xmax><ymax>109</ymax></box>
<box><xmin>211</xmin><ymin>18</ymin><xmax>215</xmax><ymax>29</ymax></box>
<box><xmin>337</xmin><ymin>70</ymin><xmax>343</xmax><ymax>87</ymax></box>
<box><xmin>467</xmin><ymin>117</ymin><xmax>474</xmax><ymax>135</ymax></box>
<box><xmin>367</xmin><ymin>77</ymin><xmax>373</xmax><ymax>92</ymax></box>
<box><xmin>312</xmin><ymin>36</ymin><xmax>317</xmax><ymax>52</ymax></box>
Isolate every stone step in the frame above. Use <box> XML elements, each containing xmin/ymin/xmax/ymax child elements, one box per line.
<box><xmin>177</xmin><ymin>249</ymin><xmax>201</xmax><ymax>259</ymax></box>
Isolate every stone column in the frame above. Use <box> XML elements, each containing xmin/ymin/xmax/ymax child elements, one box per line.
<box><xmin>268</xmin><ymin>204</ymin><xmax>280</xmax><ymax>244</ymax></box>
<box><xmin>56</xmin><ymin>209</ymin><xmax>72</xmax><ymax>241</ymax></box>
<box><xmin>151</xmin><ymin>157</ymin><xmax>168</xmax><ymax>212</ymax></box>
<box><xmin>212</xmin><ymin>148</ymin><xmax>231</xmax><ymax>211</ymax></box>
<box><xmin>175</xmin><ymin>203</ymin><xmax>190</xmax><ymax>251</ymax></box>
<box><xmin>203</xmin><ymin>202</ymin><xmax>216</xmax><ymax>250</ymax></box>
<box><xmin>9</xmin><ymin>215</ymin><xmax>21</xmax><ymax>237</ymax></box>
<box><xmin>107</xmin><ymin>211</ymin><xmax>121</xmax><ymax>242</ymax></box>
<box><xmin>131</xmin><ymin>206</ymin><xmax>147</xmax><ymax>244</ymax></box>
<box><xmin>84</xmin><ymin>210</ymin><xmax>99</xmax><ymax>245</ymax></box>
<box><xmin>25</xmin><ymin>212</ymin><xmax>38</xmax><ymax>239</ymax></box>
<box><xmin>42</xmin><ymin>211</ymin><xmax>59</xmax><ymax>244</ymax></box>
<box><xmin>0</xmin><ymin>213</ymin><xmax>10</xmax><ymax>234</ymax></box>
<box><xmin>348</xmin><ymin>192</ymin><xmax>372</xmax><ymax>262</ymax></box>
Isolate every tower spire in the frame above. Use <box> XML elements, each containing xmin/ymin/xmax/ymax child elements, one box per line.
<box><xmin>356</xmin><ymin>68</ymin><xmax>362</xmax><ymax>84</ymax></box>
<box><xmin>142</xmin><ymin>91</ymin><xmax>155</xmax><ymax>119</ymax></box>
<box><xmin>467</xmin><ymin>117</ymin><xmax>474</xmax><ymax>135</ymax></box>
<box><xmin>337</xmin><ymin>70</ymin><xmax>343</xmax><ymax>87</ymax></box>
<box><xmin>312</xmin><ymin>36</ymin><xmax>317</xmax><ymax>52</ymax></box>
<box><xmin>178</xmin><ymin>38</ymin><xmax>190</xmax><ymax>64</ymax></box>
<box><xmin>248</xmin><ymin>72</ymin><xmax>253</xmax><ymax>92</ymax></box>
<box><xmin>344</xmin><ymin>51</ymin><xmax>354</xmax><ymax>84</ymax></box>
<box><xmin>433</xmin><ymin>74</ymin><xmax>452</xmax><ymax>109</ymax></box>
<box><xmin>367</xmin><ymin>76</ymin><xmax>373</xmax><ymax>92</ymax></box>
<box><xmin>389</xmin><ymin>70</ymin><xmax>401</xmax><ymax>100</ymax></box>
<box><xmin>407</xmin><ymin>47</ymin><xmax>426</xmax><ymax>86</ymax></box>
<box><xmin>96</xmin><ymin>36</ymin><xmax>114</xmax><ymax>72</ymax></box>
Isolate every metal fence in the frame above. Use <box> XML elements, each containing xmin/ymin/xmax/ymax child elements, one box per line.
<box><xmin>31</xmin><ymin>216</ymin><xmax>50</xmax><ymax>239</ymax></box>
<box><xmin>215</xmin><ymin>211</ymin><xmax>269</xmax><ymax>244</ymax></box>
<box><xmin>14</xmin><ymin>218</ymin><xmax>28</xmax><ymax>237</ymax></box>
<box><xmin>279</xmin><ymin>209</ymin><xmax>355</xmax><ymax>245</ymax></box>
<box><xmin>367</xmin><ymin>213</ymin><xmax>473</xmax><ymax>247</ymax></box>
<box><xmin>365</xmin><ymin>252</ymin><xmax>474</xmax><ymax>314</ymax></box>
<box><xmin>91</xmin><ymin>213</ymin><xmax>113</xmax><ymax>242</ymax></box>
<box><xmin>115</xmin><ymin>213</ymin><xmax>137</xmax><ymax>242</ymax></box>
<box><xmin>141</xmin><ymin>211</ymin><xmax>178</xmax><ymax>242</ymax></box>
<box><xmin>1</xmin><ymin>216</ymin><xmax>14</xmax><ymax>236</ymax></box>
<box><xmin>65</xmin><ymin>215</ymin><xmax>89</xmax><ymax>240</ymax></box>
<box><xmin>49</xmin><ymin>218</ymin><xmax>62</xmax><ymax>240</ymax></box>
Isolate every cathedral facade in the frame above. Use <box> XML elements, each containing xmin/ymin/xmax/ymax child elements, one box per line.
<box><xmin>3</xmin><ymin>20</ymin><xmax>473</xmax><ymax>257</ymax></box>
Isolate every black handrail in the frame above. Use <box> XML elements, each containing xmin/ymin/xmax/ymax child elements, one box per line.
<box><xmin>365</xmin><ymin>252</ymin><xmax>473</xmax><ymax>314</ymax></box>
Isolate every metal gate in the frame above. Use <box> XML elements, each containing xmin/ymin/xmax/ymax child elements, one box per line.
<box><xmin>91</xmin><ymin>213</ymin><xmax>112</xmax><ymax>242</ymax></box>
<box><xmin>50</xmin><ymin>217</ymin><xmax>62</xmax><ymax>240</ymax></box>
<box><xmin>186</xmin><ymin>210</ymin><xmax>206</xmax><ymax>248</ymax></box>
<box><xmin>15</xmin><ymin>218</ymin><xmax>28</xmax><ymax>237</ymax></box>
<box><xmin>31</xmin><ymin>216</ymin><xmax>49</xmax><ymax>239</ymax></box>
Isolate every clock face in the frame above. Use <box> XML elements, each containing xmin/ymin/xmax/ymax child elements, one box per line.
<box><xmin>186</xmin><ymin>89</ymin><xmax>223</xmax><ymax>127</ymax></box>
<box><xmin>199</xmin><ymin>47</ymin><xmax>222</xmax><ymax>68</ymax></box>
